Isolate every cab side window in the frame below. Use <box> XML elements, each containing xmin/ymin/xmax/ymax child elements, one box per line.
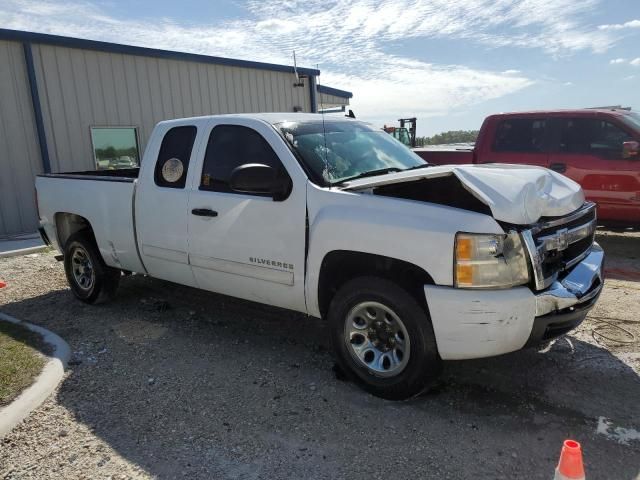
<box><xmin>493</xmin><ymin>119</ymin><xmax>546</xmax><ymax>153</ymax></box>
<box><xmin>556</xmin><ymin>118</ymin><xmax>632</xmax><ymax>158</ymax></box>
<box><xmin>154</xmin><ymin>126</ymin><xmax>197</xmax><ymax>188</ymax></box>
<box><xmin>200</xmin><ymin>125</ymin><xmax>289</xmax><ymax>194</ymax></box>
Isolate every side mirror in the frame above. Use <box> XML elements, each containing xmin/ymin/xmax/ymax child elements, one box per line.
<box><xmin>622</xmin><ymin>141</ymin><xmax>639</xmax><ymax>159</ymax></box>
<box><xmin>229</xmin><ymin>163</ymin><xmax>292</xmax><ymax>200</ymax></box>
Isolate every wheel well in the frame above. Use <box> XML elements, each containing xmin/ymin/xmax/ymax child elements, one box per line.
<box><xmin>317</xmin><ymin>250</ymin><xmax>434</xmax><ymax>318</ymax></box>
<box><xmin>54</xmin><ymin>213</ymin><xmax>95</xmax><ymax>249</ymax></box>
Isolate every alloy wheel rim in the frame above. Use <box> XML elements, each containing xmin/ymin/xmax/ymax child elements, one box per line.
<box><xmin>344</xmin><ymin>301</ymin><xmax>410</xmax><ymax>377</ymax></box>
<box><xmin>71</xmin><ymin>246</ymin><xmax>95</xmax><ymax>291</ymax></box>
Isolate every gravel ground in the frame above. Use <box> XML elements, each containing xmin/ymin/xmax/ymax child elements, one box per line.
<box><xmin>0</xmin><ymin>230</ymin><xmax>639</xmax><ymax>479</ymax></box>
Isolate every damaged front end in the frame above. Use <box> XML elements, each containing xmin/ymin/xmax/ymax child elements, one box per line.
<box><xmin>341</xmin><ymin>164</ymin><xmax>603</xmax><ymax>357</ymax></box>
<box><xmin>342</xmin><ymin>163</ymin><xmax>585</xmax><ymax>225</ymax></box>
<box><xmin>372</xmin><ymin>175</ymin><xmax>492</xmax><ymax>216</ymax></box>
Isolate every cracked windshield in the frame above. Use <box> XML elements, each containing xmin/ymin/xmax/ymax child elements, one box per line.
<box><xmin>277</xmin><ymin>120</ymin><xmax>426</xmax><ymax>184</ymax></box>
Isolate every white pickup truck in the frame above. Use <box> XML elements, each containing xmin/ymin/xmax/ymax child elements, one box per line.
<box><xmin>36</xmin><ymin>113</ymin><xmax>604</xmax><ymax>399</ymax></box>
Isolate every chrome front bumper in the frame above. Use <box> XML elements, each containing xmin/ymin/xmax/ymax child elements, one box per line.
<box><xmin>535</xmin><ymin>243</ymin><xmax>604</xmax><ymax>317</ymax></box>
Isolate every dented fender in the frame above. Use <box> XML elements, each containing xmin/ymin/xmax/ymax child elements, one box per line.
<box><xmin>304</xmin><ymin>182</ymin><xmax>504</xmax><ymax>317</ymax></box>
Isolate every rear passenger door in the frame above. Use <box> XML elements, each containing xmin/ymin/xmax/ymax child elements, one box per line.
<box><xmin>186</xmin><ymin>119</ymin><xmax>308</xmax><ymax>313</ymax></box>
<box><xmin>136</xmin><ymin>124</ymin><xmax>200</xmax><ymax>286</ymax></box>
<box><xmin>548</xmin><ymin>116</ymin><xmax>640</xmax><ymax>223</ymax></box>
<box><xmin>484</xmin><ymin>117</ymin><xmax>550</xmax><ymax>168</ymax></box>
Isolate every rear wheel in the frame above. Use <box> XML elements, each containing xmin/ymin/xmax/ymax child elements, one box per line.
<box><xmin>329</xmin><ymin>276</ymin><xmax>441</xmax><ymax>400</ymax></box>
<box><xmin>64</xmin><ymin>232</ymin><xmax>120</xmax><ymax>304</ymax></box>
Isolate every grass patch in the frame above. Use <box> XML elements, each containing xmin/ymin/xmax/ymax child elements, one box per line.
<box><xmin>0</xmin><ymin>321</ymin><xmax>51</xmax><ymax>406</ymax></box>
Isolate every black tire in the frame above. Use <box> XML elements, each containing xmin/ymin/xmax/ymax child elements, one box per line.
<box><xmin>328</xmin><ymin>276</ymin><xmax>441</xmax><ymax>400</ymax></box>
<box><xmin>63</xmin><ymin>231</ymin><xmax>120</xmax><ymax>304</ymax></box>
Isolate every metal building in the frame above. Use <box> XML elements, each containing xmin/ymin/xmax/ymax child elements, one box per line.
<box><xmin>0</xmin><ymin>29</ymin><xmax>352</xmax><ymax>237</ymax></box>
<box><xmin>317</xmin><ymin>85</ymin><xmax>354</xmax><ymax>112</ymax></box>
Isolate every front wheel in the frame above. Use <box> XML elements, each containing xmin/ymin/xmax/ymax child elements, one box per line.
<box><xmin>328</xmin><ymin>277</ymin><xmax>441</xmax><ymax>400</ymax></box>
<box><xmin>63</xmin><ymin>232</ymin><xmax>120</xmax><ymax>304</ymax></box>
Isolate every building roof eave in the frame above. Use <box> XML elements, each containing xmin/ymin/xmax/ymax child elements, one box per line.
<box><xmin>0</xmin><ymin>28</ymin><xmax>320</xmax><ymax>77</ymax></box>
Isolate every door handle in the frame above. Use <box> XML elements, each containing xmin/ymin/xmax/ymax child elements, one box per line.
<box><xmin>191</xmin><ymin>208</ymin><xmax>218</xmax><ymax>217</ymax></box>
<box><xmin>549</xmin><ymin>162</ymin><xmax>566</xmax><ymax>173</ymax></box>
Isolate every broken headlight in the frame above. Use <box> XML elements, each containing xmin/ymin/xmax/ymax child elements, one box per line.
<box><xmin>454</xmin><ymin>232</ymin><xmax>530</xmax><ymax>288</ymax></box>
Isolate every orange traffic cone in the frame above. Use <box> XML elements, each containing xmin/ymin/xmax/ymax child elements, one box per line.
<box><xmin>554</xmin><ymin>439</ymin><xmax>585</xmax><ymax>480</ymax></box>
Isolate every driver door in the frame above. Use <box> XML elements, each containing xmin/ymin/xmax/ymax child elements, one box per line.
<box><xmin>186</xmin><ymin>119</ymin><xmax>308</xmax><ymax>312</ymax></box>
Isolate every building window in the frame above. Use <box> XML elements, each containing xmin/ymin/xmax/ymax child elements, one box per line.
<box><xmin>91</xmin><ymin>127</ymin><xmax>140</xmax><ymax>170</ymax></box>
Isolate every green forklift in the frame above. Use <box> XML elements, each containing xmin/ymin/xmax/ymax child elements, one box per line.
<box><xmin>383</xmin><ymin>117</ymin><xmax>417</xmax><ymax>147</ymax></box>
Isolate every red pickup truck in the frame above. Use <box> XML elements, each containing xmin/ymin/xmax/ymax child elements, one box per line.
<box><xmin>414</xmin><ymin>109</ymin><xmax>640</xmax><ymax>226</ymax></box>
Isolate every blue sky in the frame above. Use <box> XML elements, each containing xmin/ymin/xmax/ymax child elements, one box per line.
<box><xmin>2</xmin><ymin>0</ymin><xmax>639</xmax><ymax>135</ymax></box>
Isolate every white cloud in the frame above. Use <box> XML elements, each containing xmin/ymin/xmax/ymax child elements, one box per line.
<box><xmin>0</xmin><ymin>0</ymin><xmax>622</xmax><ymax>60</ymax></box>
<box><xmin>322</xmin><ymin>67</ymin><xmax>533</xmax><ymax>124</ymax></box>
<box><xmin>598</xmin><ymin>19</ymin><xmax>640</xmax><ymax>30</ymax></box>
<box><xmin>0</xmin><ymin>0</ymin><xmax>545</xmax><ymax>124</ymax></box>
<box><xmin>610</xmin><ymin>57</ymin><xmax>640</xmax><ymax>67</ymax></box>
<box><xmin>623</xmin><ymin>75</ymin><xmax>637</xmax><ymax>81</ymax></box>
<box><xmin>237</xmin><ymin>0</ymin><xmax>616</xmax><ymax>74</ymax></box>
<box><xmin>563</xmin><ymin>82</ymin><xmax>574</xmax><ymax>86</ymax></box>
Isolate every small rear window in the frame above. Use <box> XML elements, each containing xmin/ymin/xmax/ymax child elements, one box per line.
<box><xmin>154</xmin><ymin>126</ymin><xmax>197</xmax><ymax>188</ymax></box>
<box><xmin>493</xmin><ymin>118</ymin><xmax>546</xmax><ymax>153</ymax></box>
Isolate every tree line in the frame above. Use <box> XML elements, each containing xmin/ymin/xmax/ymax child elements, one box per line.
<box><xmin>95</xmin><ymin>146</ymin><xmax>139</xmax><ymax>161</ymax></box>
<box><xmin>415</xmin><ymin>130</ymin><xmax>479</xmax><ymax>147</ymax></box>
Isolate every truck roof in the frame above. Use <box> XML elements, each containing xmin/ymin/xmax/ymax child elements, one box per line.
<box><xmin>487</xmin><ymin>108</ymin><xmax>634</xmax><ymax>118</ymax></box>
<box><xmin>157</xmin><ymin>112</ymin><xmax>357</xmax><ymax>127</ymax></box>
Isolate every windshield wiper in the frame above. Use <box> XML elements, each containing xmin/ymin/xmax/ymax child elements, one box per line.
<box><xmin>403</xmin><ymin>163</ymin><xmax>431</xmax><ymax>171</ymax></box>
<box><xmin>335</xmin><ymin>167</ymin><xmax>403</xmax><ymax>184</ymax></box>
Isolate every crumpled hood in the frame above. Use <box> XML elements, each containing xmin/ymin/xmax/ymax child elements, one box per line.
<box><xmin>342</xmin><ymin>163</ymin><xmax>585</xmax><ymax>225</ymax></box>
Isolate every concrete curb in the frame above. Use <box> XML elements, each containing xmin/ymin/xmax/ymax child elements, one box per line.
<box><xmin>0</xmin><ymin>245</ymin><xmax>48</xmax><ymax>259</ymax></box>
<box><xmin>0</xmin><ymin>312</ymin><xmax>70</xmax><ymax>438</ymax></box>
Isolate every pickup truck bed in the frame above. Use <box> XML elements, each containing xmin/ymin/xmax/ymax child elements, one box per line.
<box><xmin>39</xmin><ymin>167</ymin><xmax>140</xmax><ymax>181</ymax></box>
<box><xmin>412</xmin><ymin>145</ymin><xmax>473</xmax><ymax>166</ymax></box>
<box><xmin>37</xmin><ymin>168</ymin><xmax>145</xmax><ymax>273</ymax></box>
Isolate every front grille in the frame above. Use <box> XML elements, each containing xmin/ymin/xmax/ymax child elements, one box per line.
<box><xmin>523</xmin><ymin>202</ymin><xmax>597</xmax><ymax>290</ymax></box>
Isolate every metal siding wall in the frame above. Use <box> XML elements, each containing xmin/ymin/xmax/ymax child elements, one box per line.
<box><xmin>32</xmin><ymin>44</ymin><xmax>312</xmax><ymax>173</ymax></box>
<box><xmin>318</xmin><ymin>92</ymin><xmax>350</xmax><ymax>108</ymax></box>
<box><xmin>0</xmin><ymin>40</ymin><xmax>42</xmax><ymax>236</ymax></box>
